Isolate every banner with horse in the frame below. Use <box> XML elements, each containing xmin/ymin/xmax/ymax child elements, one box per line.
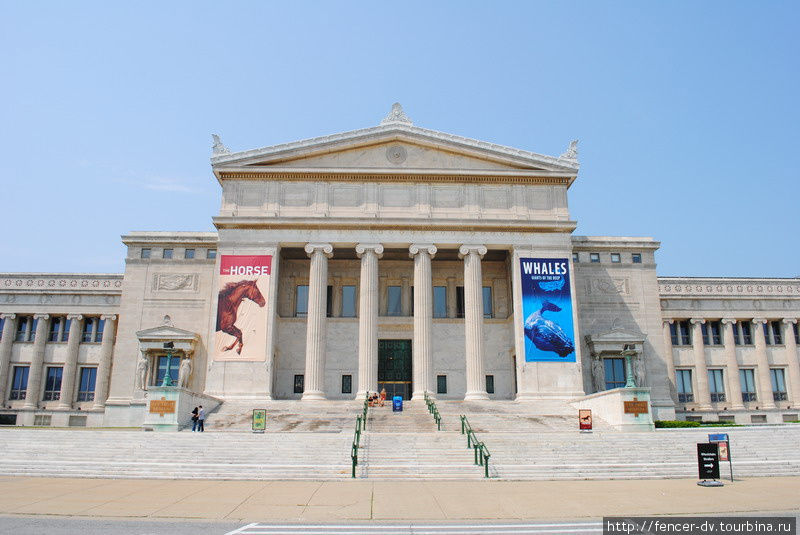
<box><xmin>215</xmin><ymin>255</ymin><xmax>272</xmax><ymax>361</ymax></box>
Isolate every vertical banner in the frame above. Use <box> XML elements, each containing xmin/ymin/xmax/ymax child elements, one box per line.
<box><xmin>215</xmin><ymin>255</ymin><xmax>272</xmax><ymax>361</ymax></box>
<box><xmin>519</xmin><ymin>258</ymin><xmax>576</xmax><ymax>362</ymax></box>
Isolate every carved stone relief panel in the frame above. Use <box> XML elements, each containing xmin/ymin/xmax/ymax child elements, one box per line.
<box><xmin>152</xmin><ymin>273</ymin><xmax>199</xmax><ymax>292</ymax></box>
<box><xmin>585</xmin><ymin>277</ymin><xmax>630</xmax><ymax>296</ymax></box>
<box><xmin>330</xmin><ymin>185</ymin><xmax>363</xmax><ymax>207</ymax></box>
<box><xmin>431</xmin><ymin>185</ymin><xmax>464</xmax><ymax>208</ymax></box>
<box><xmin>239</xmin><ymin>184</ymin><xmax>265</xmax><ymax>207</ymax></box>
<box><xmin>380</xmin><ymin>185</ymin><xmax>413</xmax><ymax>207</ymax></box>
<box><xmin>480</xmin><ymin>186</ymin><xmax>511</xmax><ymax>210</ymax></box>
<box><xmin>282</xmin><ymin>183</ymin><xmax>313</xmax><ymax>207</ymax></box>
<box><xmin>529</xmin><ymin>186</ymin><xmax>553</xmax><ymax>210</ymax></box>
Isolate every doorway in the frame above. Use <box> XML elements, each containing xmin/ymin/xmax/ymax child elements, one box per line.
<box><xmin>378</xmin><ymin>339</ymin><xmax>412</xmax><ymax>400</ymax></box>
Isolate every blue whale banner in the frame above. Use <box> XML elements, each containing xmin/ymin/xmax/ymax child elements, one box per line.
<box><xmin>519</xmin><ymin>258</ymin><xmax>576</xmax><ymax>362</ymax></box>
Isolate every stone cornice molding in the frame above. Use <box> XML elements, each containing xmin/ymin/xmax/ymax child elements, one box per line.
<box><xmin>752</xmin><ymin>318</ymin><xmax>768</xmax><ymax>325</ymax></box>
<box><xmin>0</xmin><ymin>313</ymin><xmax>16</xmax><ymax>320</ymax></box>
<box><xmin>781</xmin><ymin>318</ymin><xmax>798</xmax><ymax>325</ymax></box>
<box><xmin>355</xmin><ymin>243</ymin><xmax>384</xmax><ymax>259</ymax></box>
<box><xmin>216</xmin><ymin>170</ymin><xmax>571</xmax><ymax>186</ymax></box>
<box><xmin>0</xmin><ymin>274</ymin><xmax>123</xmax><ymax>294</ymax></box>
<box><xmin>689</xmin><ymin>318</ymin><xmax>706</xmax><ymax>325</ymax></box>
<box><xmin>659</xmin><ymin>278</ymin><xmax>800</xmax><ymax>298</ymax></box>
<box><xmin>458</xmin><ymin>245</ymin><xmax>487</xmax><ymax>259</ymax></box>
<box><xmin>304</xmin><ymin>243</ymin><xmax>334</xmax><ymax>258</ymax></box>
<box><xmin>409</xmin><ymin>244</ymin><xmax>437</xmax><ymax>258</ymax></box>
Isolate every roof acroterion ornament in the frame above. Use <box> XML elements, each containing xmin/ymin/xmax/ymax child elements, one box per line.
<box><xmin>211</xmin><ymin>134</ymin><xmax>231</xmax><ymax>156</ymax></box>
<box><xmin>559</xmin><ymin>139</ymin><xmax>579</xmax><ymax>161</ymax></box>
<box><xmin>380</xmin><ymin>102</ymin><xmax>413</xmax><ymax>126</ymax></box>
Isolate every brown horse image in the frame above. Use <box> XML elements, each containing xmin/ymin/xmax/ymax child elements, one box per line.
<box><xmin>216</xmin><ymin>279</ymin><xmax>266</xmax><ymax>354</ymax></box>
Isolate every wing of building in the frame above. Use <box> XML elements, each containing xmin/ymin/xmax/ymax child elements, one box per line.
<box><xmin>1</xmin><ymin>104</ymin><xmax>798</xmax><ymax>428</ymax></box>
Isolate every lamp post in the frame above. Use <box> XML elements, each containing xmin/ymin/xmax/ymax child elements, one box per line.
<box><xmin>161</xmin><ymin>341</ymin><xmax>175</xmax><ymax>387</ymax></box>
<box><xmin>621</xmin><ymin>343</ymin><xmax>637</xmax><ymax>388</ymax></box>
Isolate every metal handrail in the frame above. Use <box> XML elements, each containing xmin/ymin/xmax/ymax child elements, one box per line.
<box><xmin>460</xmin><ymin>415</ymin><xmax>491</xmax><ymax>478</ymax></box>
<box><xmin>423</xmin><ymin>392</ymin><xmax>442</xmax><ymax>430</ymax></box>
<box><xmin>351</xmin><ymin>393</ymin><xmax>370</xmax><ymax>478</ymax></box>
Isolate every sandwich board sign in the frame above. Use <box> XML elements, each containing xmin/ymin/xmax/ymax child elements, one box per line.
<box><xmin>697</xmin><ymin>443</ymin><xmax>722</xmax><ymax>485</ymax></box>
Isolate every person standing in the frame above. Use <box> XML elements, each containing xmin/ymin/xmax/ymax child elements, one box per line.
<box><xmin>190</xmin><ymin>406</ymin><xmax>199</xmax><ymax>432</ymax></box>
<box><xmin>198</xmin><ymin>405</ymin><xmax>206</xmax><ymax>432</ymax></box>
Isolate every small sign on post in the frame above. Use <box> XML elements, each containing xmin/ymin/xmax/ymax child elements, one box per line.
<box><xmin>709</xmin><ymin>433</ymin><xmax>733</xmax><ymax>482</ymax></box>
<box><xmin>697</xmin><ymin>442</ymin><xmax>723</xmax><ymax>486</ymax></box>
<box><xmin>252</xmin><ymin>409</ymin><xmax>266</xmax><ymax>433</ymax></box>
<box><xmin>579</xmin><ymin>409</ymin><xmax>592</xmax><ymax>432</ymax></box>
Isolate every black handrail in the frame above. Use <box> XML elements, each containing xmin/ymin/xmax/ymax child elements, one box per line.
<box><xmin>460</xmin><ymin>415</ymin><xmax>491</xmax><ymax>478</ymax></box>
<box><xmin>423</xmin><ymin>392</ymin><xmax>442</xmax><ymax>430</ymax></box>
<box><xmin>350</xmin><ymin>393</ymin><xmax>369</xmax><ymax>478</ymax></box>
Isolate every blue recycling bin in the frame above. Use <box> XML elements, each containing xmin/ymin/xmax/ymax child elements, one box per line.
<box><xmin>392</xmin><ymin>396</ymin><xmax>403</xmax><ymax>412</ymax></box>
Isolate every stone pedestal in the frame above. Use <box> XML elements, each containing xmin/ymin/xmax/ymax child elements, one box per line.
<box><xmin>573</xmin><ymin>387</ymin><xmax>655</xmax><ymax>432</ymax></box>
<box><xmin>141</xmin><ymin>387</ymin><xmax>221</xmax><ymax>432</ymax></box>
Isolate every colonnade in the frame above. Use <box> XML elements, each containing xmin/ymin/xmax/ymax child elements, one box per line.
<box><xmin>300</xmin><ymin>243</ymin><xmax>490</xmax><ymax>400</ymax></box>
<box><xmin>663</xmin><ymin>318</ymin><xmax>800</xmax><ymax>409</ymax></box>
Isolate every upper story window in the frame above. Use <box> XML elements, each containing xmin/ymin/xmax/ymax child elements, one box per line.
<box><xmin>771</xmin><ymin>369</ymin><xmax>787</xmax><ymax>401</ymax></box>
<box><xmin>433</xmin><ymin>286</ymin><xmax>447</xmax><ymax>318</ymax></box>
<box><xmin>81</xmin><ymin>317</ymin><xmax>105</xmax><ymax>343</ymax></box>
<box><xmin>43</xmin><ymin>366</ymin><xmax>63</xmax><ymax>401</ymax></box>
<box><xmin>632</xmin><ymin>253</ymin><xmax>642</xmax><ymax>263</ymax></box>
<box><xmin>739</xmin><ymin>369</ymin><xmax>757</xmax><ymax>402</ymax></box>
<box><xmin>77</xmin><ymin>367</ymin><xmax>97</xmax><ymax>402</ymax></box>
<box><xmin>708</xmin><ymin>369</ymin><xmax>725</xmax><ymax>402</ymax></box>
<box><xmin>184</xmin><ymin>248</ymin><xmax>195</xmax><ymax>259</ymax></box>
<box><xmin>590</xmin><ymin>253</ymin><xmax>600</xmax><ymax>263</ymax></box>
<box><xmin>387</xmin><ymin>286</ymin><xmax>402</xmax><ymax>316</ymax></box>
<box><xmin>794</xmin><ymin>323</ymin><xmax>799</xmax><ymax>344</ymax></box>
<box><xmin>9</xmin><ymin>366</ymin><xmax>29</xmax><ymax>400</ymax></box>
<box><xmin>604</xmin><ymin>358</ymin><xmax>626</xmax><ymax>390</ymax></box>
<box><xmin>455</xmin><ymin>286</ymin><xmax>465</xmax><ymax>318</ymax></box>
<box><xmin>676</xmin><ymin>369</ymin><xmax>693</xmax><ymax>403</ymax></box>
<box><xmin>610</xmin><ymin>253</ymin><xmax>621</xmax><ymax>263</ymax></box>
<box><xmin>572</xmin><ymin>252</ymin><xmax>579</xmax><ymax>263</ymax></box>
<box><xmin>701</xmin><ymin>320</ymin><xmax>722</xmax><ymax>346</ymax></box>
<box><xmin>48</xmin><ymin>316</ymin><xmax>71</xmax><ymax>342</ymax></box>
<box><xmin>326</xmin><ymin>285</ymin><xmax>333</xmax><ymax>317</ymax></box>
<box><xmin>341</xmin><ymin>285</ymin><xmax>356</xmax><ymax>317</ymax></box>
<box><xmin>0</xmin><ymin>316</ymin><xmax>4</xmax><ymax>340</ymax></box>
<box><xmin>15</xmin><ymin>316</ymin><xmax>36</xmax><ymax>342</ymax></box>
<box><xmin>732</xmin><ymin>321</ymin><xmax>752</xmax><ymax>345</ymax></box>
<box><xmin>295</xmin><ymin>285</ymin><xmax>309</xmax><ymax>317</ymax></box>
<box><xmin>764</xmin><ymin>321</ymin><xmax>783</xmax><ymax>345</ymax></box>
<box><xmin>483</xmin><ymin>286</ymin><xmax>493</xmax><ymax>319</ymax></box>
<box><xmin>207</xmin><ymin>249</ymin><xmax>217</xmax><ymax>259</ymax></box>
<box><xmin>162</xmin><ymin>248</ymin><xmax>173</xmax><ymax>259</ymax></box>
<box><xmin>140</xmin><ymin>248</ymin><xmax>151</xmax><ymax>259</ymax></box>
<box><xmin>670</xmin><ymin>320</ymin><xmax>691</xmax><ymax>346</ymax></box>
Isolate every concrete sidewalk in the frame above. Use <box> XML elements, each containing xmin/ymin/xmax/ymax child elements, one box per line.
<box><xmin>0</xmin><ymin>476</ymin><xmax>797</xmax><ymax>521</ymax></box>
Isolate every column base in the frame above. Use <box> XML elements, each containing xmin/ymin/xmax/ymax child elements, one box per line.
<box><xmin>301</xmin><ymin>391</ymin><xmax>327</xmax><ymax>401</ymax></box>
<box><xmin>411</xmin><ymin>391</ymin><xmax>427</xmax><ymax>401</ymax></box>
<box><xmin>464</xmin><ymin>391</ymin><xmax>490</xmax><ymax>401</ymax></box>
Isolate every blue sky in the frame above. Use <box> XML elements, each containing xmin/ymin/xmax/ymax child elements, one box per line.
<box><xmin>1</xmin><ymin>1</ymin><xmax>798</xmax><ymax>276</ymax></box>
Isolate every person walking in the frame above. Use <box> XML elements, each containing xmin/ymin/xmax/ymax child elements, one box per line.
<box><xmin>198</xmin><ymin>405</ymin><xmax>206</xmax><ymax>432</ymax></box>
<box><xmin>190</xmin><ymin>406</ymin><xmax>199</xmax><ymax>432</ymax></box>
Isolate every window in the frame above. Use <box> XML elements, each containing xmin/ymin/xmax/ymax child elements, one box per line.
<box><xmin>733</xmin><ymin>321</ymin><xmax>752</xmax><ymax>345</ymax></box>
<box><xmin>708</xmin><ymin>369</ymin><xmax>725</xmax><ymax>402</ymax></box>
<box><xmin>77</xmin><ymin>367</ymin><xmax>97</xmax><ymax>401</ymax></box>
<box><xmin>765</xmin><ymin>321</ymin><xmax>782</xmax><ymax>345</ymax></box>
<box><xmin>326</xmin><ymin>285</ymin><xmax>333</xmax><ymax>317</ymax></box>
<box><xmin>483</xmin><ymin>286</ymin><xmax>493</xmax><ymax>319</ymax></box>
<box><xmin>632</xmin><ymin>253</ymin><xmax>642</xmax><ymax>264</ymax></box>
<box><xmin>162</xmin><ymin>248</ymin><xmax>173</xmax><ymax>259</ymax></box>
<box><xmin>433</xmin><ymin>286</ymin><xmax>447</xmax><ymax>318</ymax></box>
<box><xmin>590</xmin><ymin>253</ymin><xmax>600</xmax><ymax>263</ymax></box>
<box><xmin>572</xmin><ymin>252</ymin><xmax>579</xmax><ymax>263</ymax></box>
<box><xmin>670</xmin><ymin>321</ymin><xmax>691</xmax><ymax>346</ymax></box>
<box><xmin>0</xmin><ymin>316</ymin><xmax>4</xmax><ymax>340</ymax></box>
<box><xmin>341</xmin><ymin>374</ymin><xmax>352</xmax><ymax>394</ymax></box>
<box><xmin>437</xmin><ymin>375</ymin><xmax>447</xmax><ymax>395</ymax></box>
<box><xmin>207</xmin><ymin>249</ymin><xmax>217</xmax><ymax>259</ymax></box>
<box><xmin>455</xmin><ymin>286</ymin><xmax>465</xmax><ymax>318</ymax></box>
<box><xmin>295</xmin><ymin>285</ymin><xmax>309</xmax><ymax>317</ymax></box>
<box><xmin>771</xmin><ymin>369</ymin><xmax>787</xmax><ymax>402</ymax></box>
<box><xmin>611</xmin><ymin>253</ymin><xmax>621</xmax><ymax>263</ymax></box>
<box><xmin>294</xmin><ymin>374</ymin><xmax>304</xmax><ymax>394</ymax></box>
<box><xmin>155</xmin><ymin>355</ymin><xmax>180</xmax><ymax>385</ymax></box>
<box><xmin>486</xmin><ymin>375</ymin><xmax>495</xmax><ymax>394</ymax></box>
<box><xmin>43</xmin><ymin>367</ymin><xmax>63</xmax><ymax>401</ymax></box>
<box><xmin>387</xmin><ymin>286</ymin><xmax>402</xmax><ymax>316</ymax></box>
<box><xmin>48</xmin><ymin>316</ymin><xmax>71</xmax><ymax>342</ymax></box>
<box><xmin>82</xmin><ymin>317</ymin><xmax>105</xmax><ymax>343</ymax></box>
<box><xmin>184</xmin><ymin>248</ymin><xmax>195</xmax><ymax>259</ymax></box>
<box><xmin>140</xmin><ymin>248</ymin><xmax>151</xmax><ymax>259</ymax></box>
<box><xmin>676</xmin><ymin>370</ymin><xmax>693</xmax><ymax>403</ymax></box>
<box><xmin>15</xmin><ymin>316</ymin><xmax>36</xmax><ymax>342</ymax></box>
<box><xmin>740</xmin><ymin>369</ymin><xmax>757</xmax><ymax>402</ymax></box>
<box><xmin>10</xmin><ymin>366</ymin><xmax>29</xmax><ymax>400</ymax></box>
<box><xmin>604</xmin><ymin>358</ymin><xmax>626</xmax><ymax>390</ymax></box>
<box><xmin>341</xmin><ymin>286</ymin><xmax>356</xmax><ymax>317</ymax></box>
<box><xmin>794</xmin><ymin>323</ymin><xmax>799</xmax><ymax>344</ymax></box>
<box><xmin>701</xmin><ymin>321</ymin><xmax>722</xmax><ymax>346</ymax></box>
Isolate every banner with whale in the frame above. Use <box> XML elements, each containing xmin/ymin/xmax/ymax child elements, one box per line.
<box><xmin>215</xmin><ymin>255</ymin><xmax>272</xmax><ymax>361</ymax></box>
<box><xmin>519</xmin><ymin>258</ymin><xmax>576</xmax><ymax>362</ymax></box>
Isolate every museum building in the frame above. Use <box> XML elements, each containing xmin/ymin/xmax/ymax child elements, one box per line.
<box><xmin>0</xmin><ymin>104</ymin><xmax>798</xmax><ymax>428</ymax></box>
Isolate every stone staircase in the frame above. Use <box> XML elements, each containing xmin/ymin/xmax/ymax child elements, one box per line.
<box><xmin>204</xmin><ymin>399</ymin><xmax>363</xmax><ymax>432</ymax></box>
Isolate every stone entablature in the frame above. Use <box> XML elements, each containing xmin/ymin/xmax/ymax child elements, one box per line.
<box><xmin>659</xmin><ymin>277</ymin><xmax>800</xmax><ymax>298</ymax></box>
<box><xmin>0</xmin><ymin>274</ymin><xmax>123</xmax><ymax>294</ymax></box>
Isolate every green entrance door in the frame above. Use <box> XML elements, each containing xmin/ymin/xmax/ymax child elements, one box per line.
<box><xmin>378</xmin><ymin>339</ymin><xmax>412</xmax><ymax>400</ymax></box>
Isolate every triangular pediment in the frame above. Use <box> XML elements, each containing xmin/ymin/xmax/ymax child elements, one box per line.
<box><xmin>136</xmin><ymin>325</ymin><xmax>199</xmax><ymax>342</ymax></box>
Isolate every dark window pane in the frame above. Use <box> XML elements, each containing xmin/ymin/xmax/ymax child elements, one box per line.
<box><xmin>141</xmin><ymin>248</ymin><xmax>151</xmax><ymax>259</ymax></box>
<box><xmin>632</xmin><ymin>253</ymin><xmax>642</xmax><ymax>263</ymax></box>
<box><xmin>341</xmin><ymin>286</ymin><xmax>356</xmax><ymax>317</ymax></box>
<box><xmin>436</xmin><ymin>375</ymin><xmax>447</xmax><ymax>395</ymax></box>
<box><xmin>94</xmin><ymin>318</ymin><xmax>105</xmax><ymax>343</ymax></box>
<box><xmin>48</xmin><ymin>317</ymin><xmax>61</xmax><ymax>342</ymax></box>
<box><xmin>341</xmin><ymin>374</ymin><xmax>352</xmax><ymax>394</ymax></box>
<box><xmin>61</xmin><ymin>318</ymin><xmax>71</xmax><ymax>342</ymax></box>
<box><xmin>485</xmin><ymin>375</ymin><xmax>495</xmax><ymax>394</ymax></box>
<box><xmin>295</xmin><ymin>285</ymin><xmax>309</xmax><ymax>317</ymax></box>
<box><xmin>78</xmin><ymin>368</ymin><xmax>97</xmax><ymax>401</ymax></box>
<box><xmin>483</xmin><ymin>286</ymin><xmax>493</xmax><ymax>319</ymax></box>
<box><xmin>162</xmin><ymin>248</ymin><xmax>173</xmax><ymax>259</ymax></box>
<box><xmin>184</xmin><ymin>248</ymin><xmax>195</xmax><ymax>259</ymax></box>
<box><xmin>207</xmin><ymin>249</ymin><xmax>217</xmax><ymax>259</ymax></box>
<box><xmin>294</xmin><ymin>375</ymin><xmax>304</xmax><ymax>394</ymax></box>
<box><xmin>387</xmin><ymin>286</ymin><xmax>402</xmax><ymax>316</ymax></box>
<box><xmin>82</xmin><ymin>318</ymin><xmax>94</xmax><ymax>342</ymax></box>
<box><xmin>155</xmin><ymin>356</ymin><xmax>180</xmax><ymax>385</ymax></box>
<box><xmin>590</xmin><ymin>253</ymin><xmax>600</xmax><ymax>263</ymax></box>
<box><xmin>455</xmin><ymin>286</ymin><xmax>465</xmax><ymax>318</ymax></box>
<box><xmin>326</xmin><ymin>285</ymin><xmax>333</xmax><ymax>317</ymax></box>
<box><xmin>433</xmin><ymin>286</ymin><xmax>447</xmax><ymax>318</ymax></box>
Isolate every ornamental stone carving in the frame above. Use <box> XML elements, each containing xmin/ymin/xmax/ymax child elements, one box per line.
<box><xmin>212</xmin><ymin>134</ymin><xmax>231</xmax><ymax>156</ymax></box>
<box><xmin>380</xmin><ymin>102</ymin><xmax>413</xmax><ymax>126</ymax></box>
<box><xmin>559</xmin><ymin>140</ymin><xmax>579</xmax><ymax>161</ymax></box>
<box><xmin>153</xmin><ymin>273</ymin><xmax>199</xmax><ymax>292</ymax></box>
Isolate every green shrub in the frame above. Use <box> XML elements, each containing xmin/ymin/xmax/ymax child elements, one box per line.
<box><xmin>654</xmin><ymin>420</ymin><xmax>702</xmax><ymax>428</ymax></box>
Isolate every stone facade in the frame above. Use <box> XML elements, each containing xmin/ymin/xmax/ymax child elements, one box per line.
<box><xmin>0</xmin><ymin>105</ymin><xmax>797</xmax><ymax>426</ymax></box>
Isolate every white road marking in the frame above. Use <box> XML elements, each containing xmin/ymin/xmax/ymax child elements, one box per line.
<box><xmin>226</xmin><ymin>521</ymin><xmax>603</xmax><ymax>535</ymax></box>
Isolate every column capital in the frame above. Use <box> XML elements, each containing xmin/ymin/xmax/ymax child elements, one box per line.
<box><xmin>458</xmin><ymin>244</ymin><xmax>487</xmax><ymax>259</ymax></box>
<box><xmin>781</xmin><ymin>318</ymin><xmax>797</xmax><ymax>325</ymax></box>
<box><xmin>66</xmin><ymin>314</ymin><xmax>83</xmax><ymax>321</ymax></box>
<box><xmin>101</xmin><ymin>314</ymin><xmax>118</xmax><ymax>322</ymax></box>
<box><xmin>355</xmin><ymin>243</ymin><xmax>384</xmax><ymax>258</ymax></box>
<box><xmin>721</xmin><ymin>318</ymin><xmax>737</xmax><ymax>325</ymax></box>
<box><xmin>33</xmin><ymin>313</ymin><xmax>50</xmax><ymax>320</ymax></box>
<box><xmin>662</xmin><ymin>318</ymin><xmax>675</xmax><ymax>326</ymax></box>
<box><xmin>689</xmin><ymin>318</ymin><xmax>706</xmax><ymax>325</ymax></box>
<box><xmin>409</xmin><ymin>243</ymin><xmax>437</xmax><ymax>258</ymax></box>
<box><xmin>304</xmin><ymin>243</ymin><xmax>333</xmax><ymax>258</ymax></box>
<box><xmin>752</xmin><ymin>318</ymin><xmax>768</xmax><ymax>325</ymax></box>
<box><xmin>0</xmin><ymin>313</ymin><xmax>16</xmax><ymax>320</ymax></box>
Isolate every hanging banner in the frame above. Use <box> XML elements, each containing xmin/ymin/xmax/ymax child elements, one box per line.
<box><xmin>519</xmin><ymin>258</ymin><xmax>576</xmax><ymax>362</ymax></box>
<box><xmin>215</xmin><ymin>255</ymin><xmax>272</xmax><ymax>361</ymax></box>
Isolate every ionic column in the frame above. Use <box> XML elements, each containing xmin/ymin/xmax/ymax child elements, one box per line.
<box><xmin>661</xmin><ymin>320</ymin><xmax>677</xmax><ymax>399</ymax></box>
<box><xmin>356</xmin><ymin>243</ymin><xmax>383</xmax><ymax>397</ymax></box>
<box><xmin>23</xmin><ymin>314</ymin><xmax>50</xmax><ymax>409</ymax></box>
<box><xmin>0</xmin><ymin>314</ymin><xmax>17</xmax><ymax>404</ymax></box>
<box><xmin>721</xmin><ymin>318</ymin><xmax>744</xmax><ymax>409</ymax></box>
<box><xmin>302</xmin><ymin>243</ymin><xmax>333</xmax><ymax>401</ymax></box>
<box><xmin>782</xmin><ymin>319</ymin><xmax>800</xmax><ymax>407</ymax></box>
<box><xmin>752</xmin><ymin>318</ymin><xmax>775</xmax><ymax>409</ymax></box>
<box><xmin>56</xmin><ymin>315</ymin><xmax>83</xmax><ymax>409</ymax></box>
<box><xmin>410</xmin><ymin>244</ymin><xmax>437</xmax><ymax>399</ymax></box>
<box><xmin>460</xmin><ymin>244</ymin><xmax>489</xmax><ymax>400</ymax></box>
<box><xmin>92</xmin><ymin>315</ymin><xmax>117</xmax><ymax>409</ymax></box>
<box><xmin>690</xmin><ymin>318</ymin><xmax>711</xmax><ymax>410</ymax></box>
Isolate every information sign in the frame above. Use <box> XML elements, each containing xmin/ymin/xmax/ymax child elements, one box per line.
<box><xmin>708</xmin><ymin>433</ymin><xmax>733</xmax><ymax>480</ymax></box>
<box><xmin>697</xmin><ymin>443</ymin><xmax>720</xmax><ymax>480</ymax></box>
<box><xmin>579</xmin><ymin>409</ymin><xmax>592</xmax><ymax>430</ymax></box>
<box><xmin>252</xmin><ymin>409</ymin><xmax>266</xmax><ymax>432</ymax></box>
